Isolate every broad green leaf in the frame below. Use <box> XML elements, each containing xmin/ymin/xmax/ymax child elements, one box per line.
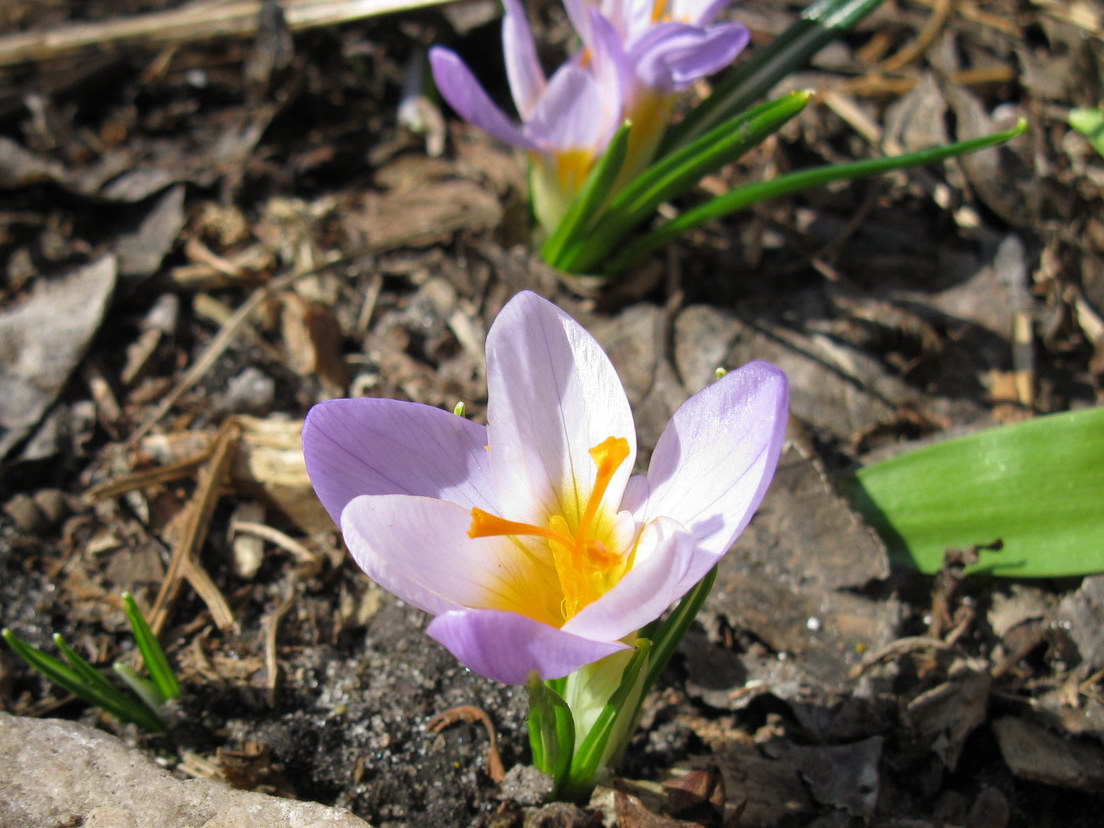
<box><xmin>124</xmin><ymin>592</ymin><xmax>180</xmax><ymax>701</ymax></box>
<box><xmin>559</xmin><ymin>92</ymin><xmax>810</xmax><ymax>273</ymax></box>
<box><xmin>665</xmin><ymin>0</ymin><xmax>888</xmax><ymax>151</ymax></box>
<box><xmin>603</xmin><ymin>119</ymin><xmax>1027</xmax><ymax>276</ymax></box>
<box><xmin>1070</xmin><ymin>108</ymin><xmax>1104</xmax><ymax>157</ymax></box>
<box><xmin>846</xmin><ymin>407</ymin><xmax>1104</xmax><ymax>577</ymax></box>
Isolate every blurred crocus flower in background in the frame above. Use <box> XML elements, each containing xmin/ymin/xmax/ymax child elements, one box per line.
<box><xmin>563</xmin><ymin>0</ymin><xmax>750</xmax><ymax>176</ymax></box>
<box><xmin>429</xmin><ymin>0</ymin><xmax>749</xmax><ymax>233</ymax></box>
<box><xmin>429</xmin><ymin>0</ymin><xmax>627</xmax><ymax>231</ymax></box>
<box><xmin>303</xmin><ymin>292</ymin><xmax>786</xmax><ymax>685</ymax></box>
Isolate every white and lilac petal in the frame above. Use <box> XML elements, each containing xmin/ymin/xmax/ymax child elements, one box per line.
<box><xmin>674</xmin><ymin>0</ymin><xmax>732</xmax><ymax>26</ymax></box>
<box><xmin>630</xmin><ymin>22</ymin><xmax>748</xmax><ymax>90</ymax></box>
<box><xmin>429</xmin><ymin>47</ymin><xmax>540</xmax><ymax>151</ymax></box>
<box><xmin>636</xmin><ymin>361</ymin><xmax>788</xmax><ymax>562</ymax></box>
<box><xmin>525</xmin><ymin>65</ymin><xmax>608</xmax><ymax>153</ymax></box>
<box><xmin>341</xmin><ymin>495</ymin><xmax>515</xmax><ymax>617</ymax></box>
<box><xmin>427</xmin><ymin>609</ymin><xmax>629</xmax><ymax>684</ymax></box>
<box><xmin>562</xmin><ymin>517</ymin><xmax>696</xmax><ymax>641</ymax></box>
<box><xmin>303</xmin><ymin>398</ymin><xmax>493</xmax><ymax>525</ymax></box>
<box><xmin>485</xmin><ymin>292</ymin><xmax>636</xmax><ymax>527</ymax></box>
<box><xmin>585</xmin><ymin>7</ymin><xmax>632</xmax><ymax>142</ymax></box>
<box><xmin>502</xmin><ymin>0</ymin><xmax>546</xmax><ymax>120</ymax></box>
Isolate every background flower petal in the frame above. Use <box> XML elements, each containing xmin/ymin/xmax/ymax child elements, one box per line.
<box><xmin>502</xmin><ymin>0</ymin><xmax>545</xmax><ymax>120</ymax></box>
<box><xmin>304</xmin><ymin>397</ymin><xmax>494</xmax><ymax>525</ymax></box>
<box><xmin>342</xmin><ymin>494</ymin><xmax>533</xmax><ymax>617</ymax></box>
<box><xmin>561</xmin><ymin>517</ymin><xmax>696</xmax><ymax>641</ymax></box>
<box><xmin>485</xmin><ymin>291</ymin><xmax>637</xmax><ymax>527</ymax></box>
<box><xmin>525</xmin><ymin>65</ymin><xmax>608</xmax><ymax>153</ymax></box>
<box><xmin>429</xmin><ymin>47</ymin><xmax>540</xmax><ymax>151</ymax></box>
<box><xmin>637</xmin><ymin>361</ymin><xmax>788</xmax><ymax>580</ymax></box>
<box><xmin>630</xmin><ymin>23</ymin><xmax>749</xmax><ymax>90</ymax></box>
<box><xmin>427</xmin><ymin>608</ymin><xmax>629</xmax><ymax>684</ymax></box>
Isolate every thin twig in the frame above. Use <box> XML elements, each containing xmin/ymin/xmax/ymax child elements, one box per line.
<box><xmin>149</xmin><ymin>418</ymin><xmax>241</xmax><ymax>635</ymax></box>
<box><xmin>427</xmin><ymin>705</ymin><xmax>507</xmax><ymax>783</ymax></box>
<box><xmin>262</xmin><ymin>580</ymin><xmax>298</xmax><ymax>707</ymax></box>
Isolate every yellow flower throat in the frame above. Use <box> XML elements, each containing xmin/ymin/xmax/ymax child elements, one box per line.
<box><xmin>468</xmin><ymin>436</ymin><xmax>632</xmax><ymax>622</ymax></box>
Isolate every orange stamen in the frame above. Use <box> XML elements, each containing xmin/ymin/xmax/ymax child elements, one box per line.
<box><xmin>467</xmin><ymin>436</ymin><xmax>633</xmax><ymax>621</ymax></box>
<box><xmin>576</xmin><ymin>436</ymin><xmax>630</xmax><ymax>544</ymax></box>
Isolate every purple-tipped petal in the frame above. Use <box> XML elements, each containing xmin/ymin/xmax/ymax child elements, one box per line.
<box><xmin>502</xmin><ymin>0</ymin><xmax>545</xmax><ymax>120</ymax></box>
<box><xmin>630</xmin><ymin>22</ymin><xmax>749</xmax><ymax>90</ymax></box>
<box><xmin>636</xmin><ymin>361</ymin><xmax>788</xmax><ymax>581</ymax></box>
<box><xmin>485</xmin><ymin>291</ymin><xmax>637</xmax><ymax>528</ymax></box>
<box><xmin>303</xmin><ymin>398</ymin><xmax>494</xmax><ymax>526</ymax></box>
<box><xmin>562</xmin><ymin>517</ymin><xmax>696</xmax><ymax>641</ymax></box>
<box><xmin>429</xmin><ymin>47</ymin><xmax>540</xmax><ymax>151</ymax></box>
<box><xmin>343</xmin><ymin>494</ymin><xmax>566</xmax><ymax>624</ymax></box>
<box><xmin>427</xmin><ymin>609</ymin><xmax>629</xmax><ymax>684</ymax></box>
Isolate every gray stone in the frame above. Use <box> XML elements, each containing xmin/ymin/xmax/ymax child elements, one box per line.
<box><xmin>0</xmin><ymin>713</ymin><xmax>371</xmax><ymax>828</ymax></box>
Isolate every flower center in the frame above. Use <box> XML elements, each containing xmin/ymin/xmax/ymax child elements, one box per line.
<box><xmin>468</xmin><ymin>436</ymin><xmax>632</xmax><ymax>621</ymax></box>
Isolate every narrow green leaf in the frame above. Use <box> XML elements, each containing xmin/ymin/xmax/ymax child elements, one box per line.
<box><xmin>559</xmin><ymin>91</ymin><xmax>810</xmax><ymax>273</ymax></box>
<box><xmin>2</xmin><ymin>629</ymin><xmax>165</xmax><ymax>731</ymax></box>
<box><xmin>603</xmin><ymin>119</ymin><xmax>1027</xmax><ymax>276</ymax></box>
<box><xmin>526</xmin><ymin>674</ymin><xmax>576</xmax><ymax>794</ymax></box>
<box><xmin>666</xmin><ymin>0</ymin><xmax>888</xmax><ymax>151</ymax></box>
<box><xmin>846</xmin><ymin>408</ymin><xmax>1104</xmax><ymax>577</ymax></box>
<box><xmin>542</xmin><ymin>123</ymin><xmax>631</xmax><ymax>267</ymax></box>
<box><xmin>563</xmin><ymin>639</ymin><xmax>652</xmax><ymax>800</ymax></box>
<box><xmin>123</xmin><ymin>592</ymin><xmax>180</xmax><ymax>700</ymax></box>
<box><xmin>1070</xmin><ymin>108</ymin><xmax>1104</xmax><ymax>157</ymax></box>
<box><xmin>53</xmin><ymin>633</ymin><xmax>127</xmax><ymax>701</ymax></box>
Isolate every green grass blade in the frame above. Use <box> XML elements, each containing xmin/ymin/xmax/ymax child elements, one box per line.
<box><xmin>845</xmin><ymin>408</ymin><xmax>1104</xmax><ymax>577</ymax></box>
<box><xmin>603</xmin><ymin>119</ymin><xmax>1027</xmax><ymax>276</ymax></box>
<box><xmin>541</xmin><ymin>123</ymin><xmax>630</xmax><ymax>268</ymax></box>
<box><xmin>665</xmin><ymin>0</ymin><xmax>888</xmax><ymax>151</ymax></box>
<box><xmin>123</xmin><ymin>592</ymin><xmax>180</xmax><ymax>700</ymax></box>
<box><xmin>1070</xmin><ymin>108</ymin><xmax>1104</xmax><ymax>157</ymax></box>
<box><xmin>2</xmin><ymin>628</ymin><xmax>165</xmax><ymax>731</ymax></box>
<box><xmin>560</xmin><ymin>91</ymin><xmax>810</xmax><ymax>274</ymax></box>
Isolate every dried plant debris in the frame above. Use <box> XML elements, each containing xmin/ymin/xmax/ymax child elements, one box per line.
<box><xmin>0</xmin><ymin>256</ymin><xmax>116</xmax><ymax>459</ymax></box>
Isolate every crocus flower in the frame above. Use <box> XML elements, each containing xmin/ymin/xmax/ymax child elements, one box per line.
<box><xmin>429</xmin><ymin>0</ymin><xmax>626</xmax><ymax>231</ymax></box>
<box><xmin>303</xmin><ymin>292</ymin><xmax>787</xmax><ymax>685</ymax></box>
<box><xmin>564</xmin><ymin>0</ymin><xmax>750</xmax><ymax>171</ymax></box>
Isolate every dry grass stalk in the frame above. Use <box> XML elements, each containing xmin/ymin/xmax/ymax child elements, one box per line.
<box><xmin>0</xmin><ymin>0</ymin><xmax>456</xmax><ymax>70</ymax></box>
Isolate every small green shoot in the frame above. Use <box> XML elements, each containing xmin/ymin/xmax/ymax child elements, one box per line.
<box><xmin>2</xmin><ymin>593</ymin><xmax>181</xmax><ymax>733</ymax></box>
<box><xmin>1070</xmin><ymin>107</ymin><xmax>1104</xmax><ymax>157</ymax></box>
<box><xmin>846</xmin><ymin>407</ymin><xmax>1104</xmax><ymax>577</ymax></box>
